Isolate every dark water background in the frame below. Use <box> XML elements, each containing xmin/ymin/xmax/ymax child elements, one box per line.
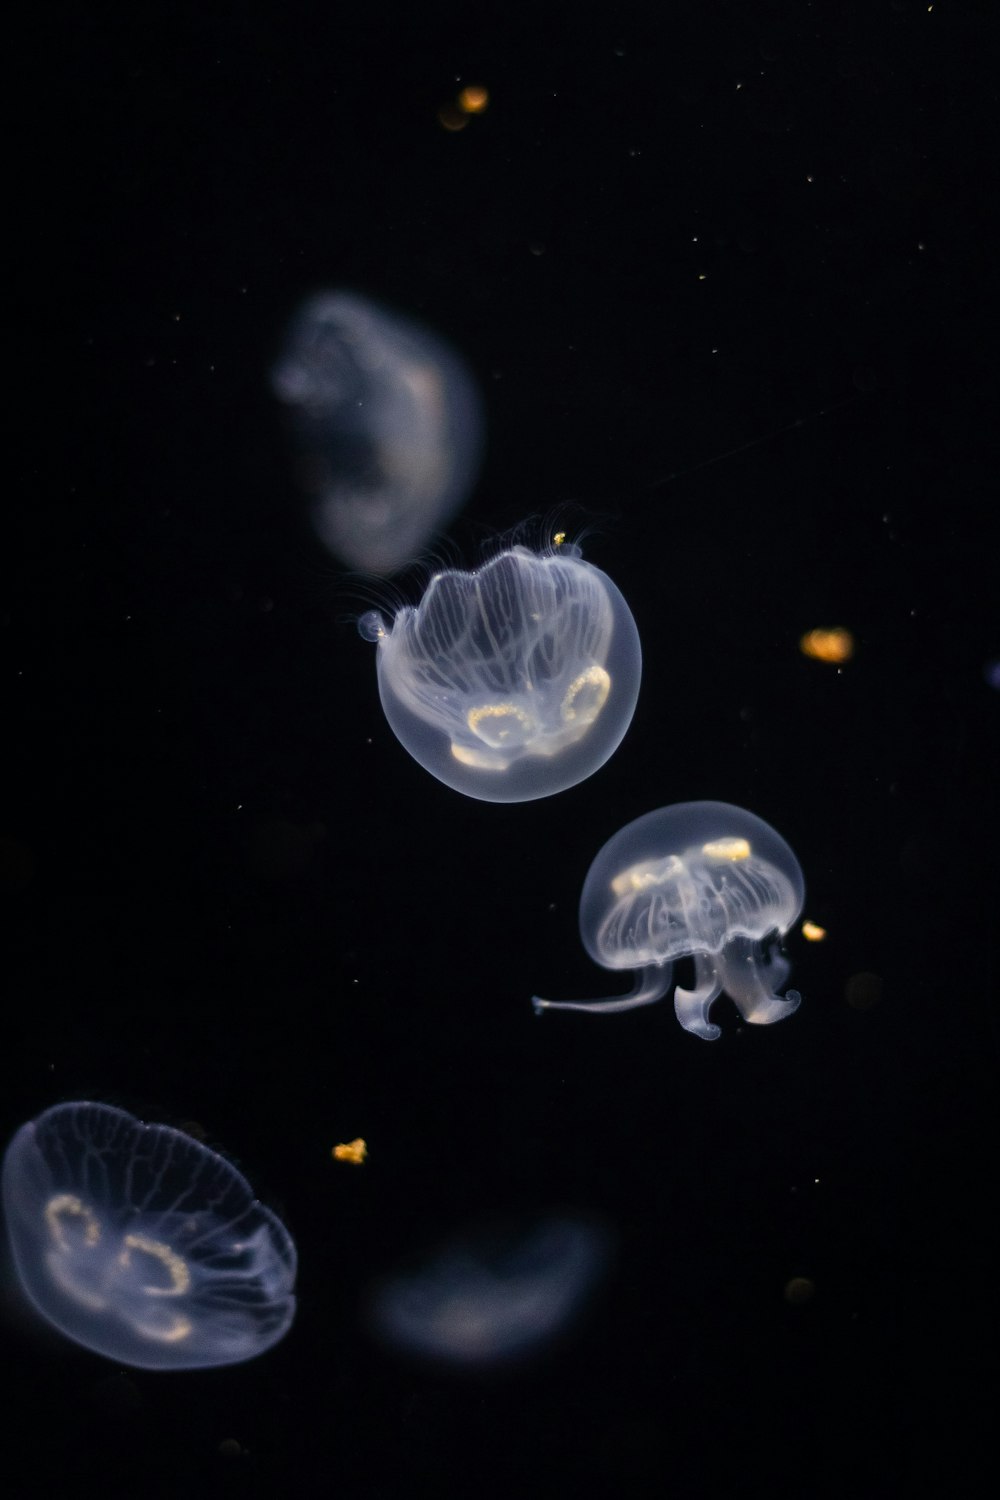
<box><xmin>6</xmin><ymin>3</ymin><xmax>997</xmax><ymax>1496</ymax></box>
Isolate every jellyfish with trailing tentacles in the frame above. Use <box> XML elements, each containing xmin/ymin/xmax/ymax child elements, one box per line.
<box><xmin>533</xmin><ymin>801</ymin><xmax>804</xmax><ymax>1040</ymax></box>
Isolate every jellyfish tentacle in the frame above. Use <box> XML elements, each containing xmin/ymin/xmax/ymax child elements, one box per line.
<box><xmin>673</xmin><ymin>950</ymin><xmax>723</xmax><ymax>1040</ymax></box>
<box><xmin>532</xmin><ymin>963</ymin><xmax>671</xmax><ymax>1017</ymax></box>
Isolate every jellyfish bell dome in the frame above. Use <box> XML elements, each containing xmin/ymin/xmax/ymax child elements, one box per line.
<box><xmin>2</xmin><ymin>1102</ymin><xmax>297</xmax><ymax>1369</ymax></box>
<box><xmin>580</xmin><ymin>801</ymin><xmax>805</xmax><ymax>968</ymax></box>
<box><xmin>360</xmin><ymin>541</ymin><xmax>642</xmax><ymax>802</ymax></box>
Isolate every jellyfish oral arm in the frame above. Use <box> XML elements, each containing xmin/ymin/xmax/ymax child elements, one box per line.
<box><xmin>532</xmin><ymin>963</ymin><xmax>672</xmax><ymax>1017</ymax></box>
<box><xmin>532</xmin><ymin>941</ymin><xmax>800</xmax><ymax>1038</ymax></box>
<box><xmin>673</xmin><ymin>950</ymin><xmax>724</xmax><ymax>1041</ymax></box>
<box><xmin>715</xmin><ymin>934</ymin><xmax>801</xmax><ymax>1028</ymax></box>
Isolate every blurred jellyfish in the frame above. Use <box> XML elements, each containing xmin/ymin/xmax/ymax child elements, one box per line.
<box><xmin>272</xmin><ymin>291</ymin><xmax>483</xmax><ymax>573</ymax></box>
<box><xmin>534</xmin><ymin>801</ymin><xmax>805</xmax><ymax>1040</ymax></box>
<box><xmin>359</xmin><ymin>540</ymin><xmax>642</xmax><ymax>801</ymax></box>
<box><xmin>368</xmin><ymin>1214</ymin><xmax>608</xmax><ymax>1369</ymax></box>
<box><xmin>2</xmin><ymin>1102</ymin><xmax>297</xmax><ymax>1369</ymax></box>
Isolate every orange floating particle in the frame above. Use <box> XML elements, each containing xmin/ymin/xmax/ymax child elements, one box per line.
<box><xmin>799</xmin><ymin>627</ymin><xmax>854</xmax><ymax>664</ymax></box>
<box><xmin>332</xmin><ymin>1138</ymin><xmax>368</xmax><ymax>1166</ymax></box>
<box><xmin>457</xmin><ymin>85</ymin><xmax>489</xmax><ymax>115</ymax></box>
<box><xmin>801</xmin><ymin>921</ymin><xmax>827</xmax><ymax>942</ymax></box>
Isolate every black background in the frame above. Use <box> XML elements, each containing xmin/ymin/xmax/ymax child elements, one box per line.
<box><xmin>6</xmin><ymin>3</ymin><xmax>998</xmax><ymax>1497</ymax></box>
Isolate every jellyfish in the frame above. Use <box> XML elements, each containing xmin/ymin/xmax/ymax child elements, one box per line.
<box><xmin>359</xmin><ymin>541</ymin><xmax>642</xmax><ymax>802</ymax></box>
<box><xmin>272</xmin><ymin>291</ymin><xmax>483</xmax><ymax>574</ymax></box>
<box><xmin>368</xmin><ymin>1214</ymin><xmax>608</xmax><ymax>1368</ymax></box>
<box><xmin>533</xmin><ymin>801</ymin><xmax>805</xmax><ymax>1040</ymax></box>
<box><xmin>2</xmin><ymin>1102</ymin><xmax>297</xmax><ymax>1369</ymax></box>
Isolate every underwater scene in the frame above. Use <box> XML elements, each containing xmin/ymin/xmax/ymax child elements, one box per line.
<box><xmin>6</xmin><ymin>4</ymin><xmax>997</xmax><ymax>1498</ymax></box>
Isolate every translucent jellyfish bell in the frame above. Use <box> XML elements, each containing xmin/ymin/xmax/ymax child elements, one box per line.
<box><xmin>359</xmin><ymin>542</ymin><xmax>642</xmax><ymax>802</ymax></box>
<box><xmin>533</xmin><ymin>801</ymin><xmax>805</xmax><ymax>1040</ymax></box>
<box><xmin>272</xmin><ymin>291</ymin><xmax>483</xmax><ymax>574</ymax></box>
<box><xmin>368</xmin><ymin>1214</ymin><xmax>608</xmax><ymax>1369</ymax></box>
<box><xmin>2</xmin><ymin>1102</ymin><xmax>297</xmax><ymax>1369</ymax></box>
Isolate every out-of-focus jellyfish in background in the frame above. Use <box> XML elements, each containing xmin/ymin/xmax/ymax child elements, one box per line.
<box><xmin>368</xmin><ymin>1214</ymin><xmax>608</xmax><ymax>1369</ymax></box>
<box><xmin>2</xmin><ymin>1102</ymin><xmax>297</xmax><ymax>1369</ymax></box>
<box><xmin>359</xmin><ymin>540</ymin><xmax>642</xmax><ymax>801</ymax></box>
<box><xmin>534</xmin><ymin>801</ymin><xmax>805</xmax><ymax>1040</ymax></box>
<box><xmin>272</xmin><ymin>291</ymin><xmax>483</xmax><ymax>574</ymax></box>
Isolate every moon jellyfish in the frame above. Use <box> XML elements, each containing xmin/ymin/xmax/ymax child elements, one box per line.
<box><xmin>359</xmin><ymin>541</ymin><xmax>642</xmax><ymax>802</ymax></box>
<box><xmin>272</xmin><ymin>291</ymin><xmax>483</xmax><ymax>574</ymax></box>
<box><xmin>533</xmin><ymin>801</ymin><xmax>805</xmax><ymax>1040</ymax></box>
<box><xmin>368</xmin><ymin>1214</ymin><xmax>608</xmax><ymax>1368</ymax></box>
<box><xmin>2</xmin><ymin>1102</ymin><xmax>297</xmax><ymax>1369</ymax></box>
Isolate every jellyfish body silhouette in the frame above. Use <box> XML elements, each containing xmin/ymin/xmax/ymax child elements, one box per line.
<box><xmin>533</xmin><ymin>801</ymin><xmax>805</xmax><ymax>1039</ymax></box>
<box><xmin>273</xmin><ymin>291</ymin><xmax>483</xmax><ymax>574</ymax></box>
<box><xmin>2</xmin><ymin>1102</ymin><xmax>297</xmax><ymax>1369</ymax></box>
<box><xmin>368</xmin><ymin>1215</ymin><xmax>607</xmax><ymax>1368</ymax></box>
<box><xmin>359</xmin><ymin>542</ymin><xmax>642</xmax><ymax>802</ymax></box>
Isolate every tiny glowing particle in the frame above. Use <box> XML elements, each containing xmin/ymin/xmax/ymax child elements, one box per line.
<box><xmin>457</xmin><ymin>85</ymin><xmax>489</xmax><ymax>114</ymax></box>
<box><xmin>799</xmin><ymin>627</ymin><xmax>854</xmax><ymax>664</ymax></box>
<box><xmin>801</xmin><ymin>921</ymin><xmax>827</xmax><ymax>942</ymax></box>
<box><xmin>332</xmin><ymin>1139</ymin><xmax>368</xmax><ymax>1166</ymax></box>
